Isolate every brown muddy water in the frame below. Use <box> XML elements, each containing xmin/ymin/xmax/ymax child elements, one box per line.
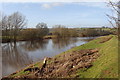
<box><xmin>1</xmin><ymin>37</ymin><xmax>97</xmax><ymax>77</ymax></box>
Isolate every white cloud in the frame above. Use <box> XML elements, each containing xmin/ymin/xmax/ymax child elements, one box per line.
<box><xmin>77</xmin><ymin>2</ymin><xmax>109</xmax><ymax>9</ymax></box>
<box><xmin>41</xmin><ymin>3</ymin><xmax>62</xmax><ymax>9</ymax></box>
<box><xmin>41</xmin><ymin>4</ymin><xmax>51</xmax><ymax>8</ymax></box>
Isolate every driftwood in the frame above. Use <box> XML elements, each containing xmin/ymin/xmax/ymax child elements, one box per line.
<box><xmin>40</xmin><ymin>57</ymin><xmax>47</xmax><ymax>72</ymax></box>
<box><xmin>24</xmin><ymin>67</ymin><xmax>39</xmax><ymax>72</ymax></box>
<box><xmin>35</xmin><ymin>57</ymin><xmax>47</xmax><ymax>76</ymax></box>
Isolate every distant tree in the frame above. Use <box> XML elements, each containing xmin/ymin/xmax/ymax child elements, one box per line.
<box><xmin>52</xmin><ymin>25</ymin><xmax>70</xmax><ymax>37</ymax></box>
<box><xmin>52</xmin><ymin>25</ymin><xmax>78</xmax><ymax>38</ymax></box>
<box><xmin>8</xmin><ymin>12</ymin><xmax>27</xmax><ymax>42</ymax></box>
<box><xmin>21</xmin><ymin>29</ymin><xmax>37</xmax><ymax>40</ymax></box>
<box><xmin>36</xmin><ymin>22</ymin><xmax>49</xmax><ymax>38</ymax></box>
<box><xmin>0</xmin><ymin>15</ymin><xmax>9</xmax><ymax>36</ymax></box>
<box><xmin>0</xmin><ymin>12</ymin><xmax>27</xmax><ymax>42</ymax></box>
<box><xmin>69</xmin><ymin>28</ymin><xmax>78</xmax><ymax>37</ymax></box>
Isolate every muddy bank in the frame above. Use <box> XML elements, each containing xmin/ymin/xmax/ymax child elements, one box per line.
<box><xmin>4</xmin><ymin>48</ymin><xmax>100</xmax><ymax>79</ymax></box>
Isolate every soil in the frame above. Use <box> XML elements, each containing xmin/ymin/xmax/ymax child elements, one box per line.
<box><xmin>99</xmin><ymin>36</ymin><xmax>112</xmax><ymax>43</ymax></box>
<box><xmin>3</xmin><ymin>48</ymin><xmax>100</xmax><ymax>79</ymax></box>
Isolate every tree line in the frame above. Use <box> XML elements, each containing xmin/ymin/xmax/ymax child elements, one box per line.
<box><xmin>52</xmin><ymin>25</ymin><xmax>78</xmax><ymax>38</ymax></box>
<box><xmin>1</xmin><ymin>12</ymin><xmax>116</xmax><ymax>43</ymax></box>
<box><xmin>78</xmin><ymin>28</ymin><xmax>114</xmax><ymax>37</ymax></box>
<box><xmin>1</xmin><ymin>12</ymin><xmax>49</xmax><ymax>43</ymax></box>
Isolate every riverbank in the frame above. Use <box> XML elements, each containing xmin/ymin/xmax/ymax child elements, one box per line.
<box><xmin>2</xmin><ymin>33</ymin><xmax>113</xmax><ymax>43</ymax></box>
<box><xmin>2</xmin><ymin>35</ymin><xmax>118</xmax><ymax>79</ymax></box>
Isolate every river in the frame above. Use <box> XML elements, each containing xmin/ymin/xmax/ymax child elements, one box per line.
<box><xmin>2</xmin><ymin>37</ymin><xmax>96</xmax><ymax>77</ymax></box>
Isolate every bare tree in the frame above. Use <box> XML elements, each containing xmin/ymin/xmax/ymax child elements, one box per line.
<box><xmin>118</xmin><ymin>1</ymin><xmax>120</xmax><ymax>39</ymax></box>
<box><xmin>106</xmin><ymin>1</ymin><xmax>120</xmax><ymax>36</ymax></box>
<box><xmin>8</xmin><ymin>12</ymin><xmax>27</xmax><ymax>42</ymax></box>
<box><xmin>0</xmin><ymin>14</ymin><xmax>11</xmax><ymax>43</ymax></box>
<box><xmin>52</xmin><ymin>25</ymin><xmax>73</xmax><ymax>38</ymax></box>
<box><xmin>36</xmin><ymin>22</ymin><xmax>49</xmax><ymax>38</ymax></box>
<box><xmin>1</xmin><ymin>15</ymin><xmax>9</xmax><ymax>36</ymax></box>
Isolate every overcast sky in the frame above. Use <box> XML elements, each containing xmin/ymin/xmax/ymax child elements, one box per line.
<box><xmin>1</xmin><ymin>2</ymin><xmax>115</xmax><ymax>28</ymax></box>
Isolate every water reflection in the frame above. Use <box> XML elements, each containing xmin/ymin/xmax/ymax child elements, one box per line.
<box><xmin>2</xmin><ymin>37</ymin><xmax>96</xmax><ymax>77</ymax></box>
<box><xmin>2</xmin><ymin>43</ymin><xmax>32</xmax><ymax>77</ymax></box>
<box><xmin>80</xmin><ymin>37</ymin><xmax>99</xmax><ymax>42</ymax></box>
<box><xmin>52</xmin><ymin>38</ymin><xmax>77</xmax><ymax>49</ymax></box>
<box><xmin>20</xmin><ymin>40</ymin><xmax>49</xmax><ymax>51</ymax></box>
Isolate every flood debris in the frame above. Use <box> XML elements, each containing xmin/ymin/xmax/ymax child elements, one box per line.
<box><xmin>24</xmin><ymin>67</ymin><xmax>39</xmax><ymax>72</ymax></box>
<box><xmin>99</xmin><ymin>36</ymin><xmax>112</xmax><ymax>43</ymax></box>
<box><xmin>35</xmin><ymin>57</ymin><xmax>47</xmax><ymax>76</ymax></box>
<box><xmin>6</xmin><ymin>48</ymin><xmax>100</xmax><ymax>78</ymax></box>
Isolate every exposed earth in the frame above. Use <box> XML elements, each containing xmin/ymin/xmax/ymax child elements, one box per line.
<box><xmin>4</xmin><ymin>48</ymin><xmax>99</xmax><ymax>79</ymax></box>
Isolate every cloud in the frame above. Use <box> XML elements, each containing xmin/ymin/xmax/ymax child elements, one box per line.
<box><xmin>77</xmin><ymin>2</ymin><xmax>109</xmax><ymax>9</ymax></box>
<box><xmin>41</xmin><ymin>4</ymin><xmax>51</xmax><ymax>8</ymax></box>
<box><xmin>41</xmin><ymin>2</ymin><xmax>110</xmax><ymax>9</ymax></box>
<box><xmin>41</xmin><ymin>3</ymin><xmax>62</xmax><ymax>9</ymax></box>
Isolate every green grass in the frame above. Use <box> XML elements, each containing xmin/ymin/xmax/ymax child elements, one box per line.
<box><xmin>76</xmin><ymin>35</ymin><xmax>118</xmax><ymax>78</ymax></box>
<box><xmin>9</xmin><ymin>61</ymin><xmax>43</xmax><ymax>78</ymax></box>
<box><xmin>11</xmin><ymin>71</ymin><xmax>29</xmax><ymax>77</ymax></box>
<box><xmin>53</xmin><ymin>35</ymin><xmax>118</xmax><ymax>78</ymax></box>
<box><xmin>9</xmin><ymin>35</ymin><xmax>118</xmax><ymax>78</ymax></box>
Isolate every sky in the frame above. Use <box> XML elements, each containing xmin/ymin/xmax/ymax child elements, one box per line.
<box><xmin>0</xmin><ymin>2</ymin><xmax>116</xmax><ymax>28</ymax></box>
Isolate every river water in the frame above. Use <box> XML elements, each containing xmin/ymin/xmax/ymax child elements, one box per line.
<box><xmin>2</xmin><ymin>37</ymin><xmax>96</xmax><ymax>77</ymax></box>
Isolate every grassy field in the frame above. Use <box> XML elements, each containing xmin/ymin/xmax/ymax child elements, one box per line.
<box><xmin>6</xmin><ymin>35</ymin><xmax>118</xmax><ymax>78</ymax></box>
<box><xmin>75</xmin><ymin>35</ymin><xmax>118</xmax><ymax>78</ymax></box>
